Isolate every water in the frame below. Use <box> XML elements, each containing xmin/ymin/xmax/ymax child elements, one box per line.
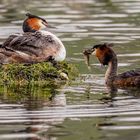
<box><xmin>0</xmin><ymin>0</ymin><xmax>140</xmax><ymax>140</ymax></box>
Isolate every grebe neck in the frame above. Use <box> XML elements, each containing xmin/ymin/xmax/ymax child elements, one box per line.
<box><xmin>105</xmin><ymin>54</ymin><xmax>118</xmax><ymax>85</ymax></box>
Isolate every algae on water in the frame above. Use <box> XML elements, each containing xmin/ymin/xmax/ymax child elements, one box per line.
<box><xmin>0</xmin><ymin>61</ymin><xmax>78</xmax><ymax>84</ymax></box>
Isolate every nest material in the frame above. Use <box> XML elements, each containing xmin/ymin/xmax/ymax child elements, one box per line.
<box><xmin>0</xmin><ymin>61</ymin><xmax>78</xmax><ymax>85</ymax></box>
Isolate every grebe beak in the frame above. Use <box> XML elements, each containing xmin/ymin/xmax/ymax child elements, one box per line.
<box><xmin>42</xmin><ymin>21</ymin><xmax>56</xmax><ymax>28</ymax></box>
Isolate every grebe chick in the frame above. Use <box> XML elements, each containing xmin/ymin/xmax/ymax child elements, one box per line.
<box><xmin>0</xmin><ymin>13</ymin><xmax>66</xmax><ymax>64</ymax></box>
<box><xmin>83</xmin><ymin>43</ymin><xmax>140</xmax><ymax>87</ymax></box>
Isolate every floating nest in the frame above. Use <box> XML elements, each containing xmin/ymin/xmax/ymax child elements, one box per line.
<box><xmin>0</xmin><ymin>61</ymin><xmax>79</xmax><ymax>85</ymax></box>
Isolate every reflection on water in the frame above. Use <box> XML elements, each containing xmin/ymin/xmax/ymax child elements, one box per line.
<box><xmin>0</xmin><ymin>83</ymin><xmax>140</xmax><ymax>140</ymax></box>
<box><xmin>0</xmin><ymin>0</ymin><xmax>140</xmax><ymax>140</ymax></box>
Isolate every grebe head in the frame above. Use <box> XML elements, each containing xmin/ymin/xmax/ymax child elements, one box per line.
<box><xmin>92</xmin><ymin>43</ymin><xmax>115</xmax><ymax>66</ymax></box>
<box><xmin>23</xmin><ymin>13</ymin><xmax>50</xmax><ymax>32</ymax></box>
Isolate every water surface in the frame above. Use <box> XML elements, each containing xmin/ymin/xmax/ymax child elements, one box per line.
<box><xmin>0</xmin><ymin>0</ymin><xmax>140</xmax><ymax>140</ymax></box>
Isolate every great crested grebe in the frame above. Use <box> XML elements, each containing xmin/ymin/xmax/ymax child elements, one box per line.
<box><xmin>0</xmin><ymin>13</ymin><xmax>66</xmax><ymax>64</ymax></box>
<box><xmin>83</xmin><ymin>43</ymin><xmax>140</xmax><ymax>87</ymax></box>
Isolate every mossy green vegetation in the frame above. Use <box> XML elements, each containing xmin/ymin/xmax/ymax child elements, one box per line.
<box><xmin>0</xmin><ymin>61</ymin><xmax>79</xmax><ymax>85</ymax></box>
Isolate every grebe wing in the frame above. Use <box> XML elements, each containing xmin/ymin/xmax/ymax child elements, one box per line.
<box><xmin>117</xmin><ymin>69</ymin><xmax>140</xmax><ymax>78</ymax></box>
<box><xmin>114</xmin><ymin>69</ymin><xmax>140</xmax><ymax>87</ymax></box>
<box><xmin>2</xmin><ymin>31</ymin><xmax>58</xmax><ymax>57</ymax></box>
<box><xmin>1</xmin><ymin>34</ymin><xmax>20</xmax><ymax>48</ymax></box>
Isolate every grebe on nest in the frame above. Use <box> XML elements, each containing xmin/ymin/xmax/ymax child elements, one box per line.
<box><xmin>0</xmin><ymin>13</ymin><xmax>66</xmax><ymax>63</ymax></box>
<box><xmin>83</xmin><ymin>43</ymin><xmax>140</xmax><ymax>87</ymax></box>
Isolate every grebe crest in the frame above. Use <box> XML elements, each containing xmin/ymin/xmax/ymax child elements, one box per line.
<box><xmin>92</xmin><ymin>43</ymin><xmax>115</xmax><ymax>66</ymax></box>
<box><xmin>23</xmin><ymin>13</ymin><xmax>49</xmax><ymax>32</ymax></box>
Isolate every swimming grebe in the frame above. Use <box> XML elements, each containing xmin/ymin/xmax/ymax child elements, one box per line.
<box><xmin>0</xmin><ymin>13</ymin><xmax>66</xmax><ymax>63</ymax></box>
<box><xmin>83</xmin><ymin>43</ymin><xmax>140</xmax><ymax>87</ymax></box>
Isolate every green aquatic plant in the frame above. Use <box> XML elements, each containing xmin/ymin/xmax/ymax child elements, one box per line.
<box><xmin>0</xmin><ymin>61</ymin><xmax>79</xmax><ymax>85</ymax></box>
